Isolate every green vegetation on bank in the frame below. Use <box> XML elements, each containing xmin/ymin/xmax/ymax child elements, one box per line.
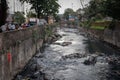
<box><xmin>80</xmin><ymin>21</ymin><xmax>109</xmax><ymax>30</ymax></box>
<box><xmin>91</xmin><ymin>26</ymin><xmax>105</xmax><ymax>30</ymax></box>
<box><xmin>45</xmin><ymin>23</ymin><xmax>58</xmax><ymax>37</ymax></box>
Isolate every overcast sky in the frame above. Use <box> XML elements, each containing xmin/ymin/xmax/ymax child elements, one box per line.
<box><xmin>58</xmin><ymin>0</ymin><xmax>90</xmax><ymax>14</ymax></box>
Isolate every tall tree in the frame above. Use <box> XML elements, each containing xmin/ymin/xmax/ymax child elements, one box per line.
<box><xmin>85</xmin><ymin>0</ymin><xmax>120</xmax><ymax>20</ymax></box>
<box><xmin>104</xmin><ymin>0</ymin><xmax>120</xmax><ymax>20</ymax></box>
<box><xmin>79</xmin><ymin>0</ymin><xmax>84</xmax><ymax>9</ymax></box>
<box><xmin>64</xmin><ymin>8</ymin><xmax>75</xmax><ymax>20</ymax></box>
<box><xmin>0</xmin><ymin>0</ymin><xmax>8</xmax><ymax>27</ymax></box>
<box><xmin>86</xmin><ymin>0</ymin><xmax>104</xmax><ymax>18</ymax></box>
<box><xmin>19</xmin><ymin>0</ymin><xmax>60</xmax><ymax>18</ymax></box>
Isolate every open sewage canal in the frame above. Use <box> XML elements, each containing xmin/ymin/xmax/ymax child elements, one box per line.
<box><xmin>14</xmin><ymin>28</ymin><xmax>120</xmax><ymax>80</ymax></box>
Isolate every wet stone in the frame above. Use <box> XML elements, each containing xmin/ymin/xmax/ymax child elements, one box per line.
<box><xmin>61</xmin><ymin>42</ymin><xmax>72</xmax><ymax>46</ymax></box>
<box><xmin>35</xmin><ymin>53</ymin><xmax>44</xmax><ymax>58</ymax></box>
<box><xmin>83</xmin><ymin>55</ymin><xmax>97</xmax><ymax>65</ymax></box>
<box><xmin>30</xmin><ymin>71</ymin><xmax>44</xmax><ymax>80</ymax></box>
<box><xmin>62</xmin><ymin>53</ymin><xmax>86</xmax><ymax>59</ymax></box>
<box><xmin>52</xmin><ymin>34</ymin><xmax>62</xmax><ymax>42</ymax></box>
<box><xmin>15</xmin><ymin>75</ymin><xmax>23</xmax><ymax>80</ymax></box>
<box><xmin>106</xmin><ymin>56</ymin><xmax>120</xmax><ymax>79</ymax></box>
<box><xmin>53</xmin><ymin>42</ymin><xmax>72</xmax><ymax>46</ymax></box>
<box><xmin>52</xmin><ymin>78</ymin><xmax>61</xmax><ymax>80</ymax></box>
<box><xmin>53</xmin><ymin>43</ymin><xmax>61</xmax><ymax>45</ymax></box>
<box><xmin>94</xmin><ymin>52</ymin><xmax>105</xmax><ymax>56</ymax></box>
<box><xmin>14</xmin><ymin>28</ymin><xmax>120</xmax><ymax>80</ymax></box>
<box><xmin>107</xmin><ymin>56</ymin><xmax>120</xmax><ymax>66</ymax></box>
<box><xmin>47</xmin><ymin>33</ymin><xmax>62</xmax><ymax>44</ymax></box>
<box><xmin>31</xmin><ymin>64</ymin><xmax>38</xmax><ymax>71</ymax></box>
<box><xmin>62</xmin><ymin>34</ymin><xmax>67</xmax><ymax>36</ymax></box>
<box><xmin>44</xmin><ymin>43</ymin><xmax>49</xmax><ymax>47</ymax></box>
<box><xmin>54</xmin><ymin>33</ymin><xmax>62</xmax><ymax>38</ymax></box>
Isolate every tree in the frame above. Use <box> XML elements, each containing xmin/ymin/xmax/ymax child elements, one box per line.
<box><xmin>54</xmin><ymin>14</ymin><xmax>61</xmax><ymax>22</ymax></box>
<box><xmin>85</xmin><ymin>0</ymin><xmax>120</xmax><ymax>20</ymax></box>
<box><xmin>13</xmin><ymin>11</ymin><xmax>25</xmax><ymax>24</ymax></box>
<box><xmin>85</xmin><ymin>0</ymin><xmax>104</xmax><ymax>19</ymax></box>
<box><xmin>27</xmin><ymin>11</ymin><xmax>37</xmax><ymax>18</ymax></box>
<box><xmin>64</xmin><ymin>8</ymin><xmax>75</xmax><ymax>20</ymax></box>
<box><xmin>0</xmin><ymin>0</ymin><xmax>8</xmax><ymax>27</ymax></box>
<box><xmin>79</xmin><ymin>0</ymin><xmax>84</xmax><ymax>8</ymax></box>
<box><xmin>19</xmin><ymin>0</ymin><xmax>60</xmax><ymax>18</ymax></box>
<box><xmin>104</xmin><ymin>0</ymin><xmax>120</xmax><ymax>20</ymax></box>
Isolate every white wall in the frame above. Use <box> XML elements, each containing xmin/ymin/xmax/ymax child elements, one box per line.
<box><xmin>7</xmin><ymin>0</ymin><xmax>31</xmax><ymax>16</ymax></box>
<box><xmin>24</xmin><ymin>2</ymin><xmax>31</xmax><ymax>17</ymax></box>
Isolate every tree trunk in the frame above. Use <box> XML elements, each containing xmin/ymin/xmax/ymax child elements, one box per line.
<box><xmin>36</xmin><ymin>0</ymin><xmax>39</xmax><ymax>18</ymax></box>
<box><xmin>0</xmin><ymin>0</ymin><xmax>8</xmax><ymax>27</ymax></box>
<box><xmin>37</xmin><ymin>10</ymin><xmax>40</xmax><ymax>18</ymax></box>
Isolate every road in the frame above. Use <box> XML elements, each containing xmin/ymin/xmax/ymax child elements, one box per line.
<box><xmin>15</xmin><ymin>27</ymin><xmax>120</xmax><ymax>80</ymax></box>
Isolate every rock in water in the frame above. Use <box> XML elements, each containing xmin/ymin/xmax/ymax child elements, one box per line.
<box><xmin>61</xmin><ymin>42</ymin><xmax>72</xmax><ymax>46</ymax></box>
<box><xmin>83</xmin><ymin>60</ymin><xmax>91</xmax><ymax>65</ymax></box>
<box><xmin>83</xmin><ymin>55</ymin><xmax>97</xmax><ymax>65</ymax></box>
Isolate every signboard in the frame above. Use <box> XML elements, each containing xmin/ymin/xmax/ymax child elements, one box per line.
<box><xmin>69</xmin><ymin>15</ymin><xmax>75</xmax><ymax>21</ymax></box>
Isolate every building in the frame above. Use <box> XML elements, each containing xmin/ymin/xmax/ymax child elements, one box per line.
<box><xmin>7</xmin><ymin>0</ymin><xmax>23</xmax><ymax>14</ymax></box>
<box><xmin>7</xmin><ymin>0</ymin><xmax>31</xmax><ymax>16</ymax></box>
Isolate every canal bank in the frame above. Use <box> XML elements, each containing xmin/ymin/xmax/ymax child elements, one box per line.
<box><xmin>0</xmin><ymin>26</ymin><xmax>45</xmax><ymax>80</ymax></box>
<box><xmin>14</xmin><ymin>27</ymin><xmax>120</xmax><ymax>80</ymax></box>
<box><xmin>78</xmin><ymin>25</ymin><xmax>120</xmax><ymax>49</ymax></box>
<box><xmin>0</xmin><ymin>24</ymin><xmax>58</xmax><ymax>80</ymax></box>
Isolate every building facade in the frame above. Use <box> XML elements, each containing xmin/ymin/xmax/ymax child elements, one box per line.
<box><xmin>7</xmin><ymin>0</ymin><xmax>31</xmax><ymax>16</ymax></box>
<box><xmin>7</xmin><ymin>0</ymin><xmax>23</xmax><ymax>14</ymax></box>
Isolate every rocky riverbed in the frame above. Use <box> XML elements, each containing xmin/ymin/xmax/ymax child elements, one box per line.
<box><xmin>14</xmin><ymin>27</ymin><xmax>120</xmax><ymax>80</ymax></box>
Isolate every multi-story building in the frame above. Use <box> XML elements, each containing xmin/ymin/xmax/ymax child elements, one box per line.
<box><xmin>7</xmin><ymin>0</ymin><xmax>23</xmax><ymax>14</ymax></box>
<box><xmin>7</xmin><ymin>0</ymin><xmax>31</xmax><ymax>16</ymax></box>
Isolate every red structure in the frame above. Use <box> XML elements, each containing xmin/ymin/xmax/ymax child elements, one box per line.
<box><xmin>7</xmin><ymin>52</ymin><xmax>12</xmax><ymax>63</ymax></box>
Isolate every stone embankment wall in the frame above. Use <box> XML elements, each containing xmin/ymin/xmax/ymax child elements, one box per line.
<box><xmin>0</xmin><ymin>26</ymin><xmax>45</xmax><ymax>80</ymax></box>
<box><xmin>104</xmin><ymin>23</ymin><xmax>120</xmax><ymax>47</ymax></box>
<box><xmin>84</xmin><ymin>22</ymin><xmax>120</xmax><ymax>48</ymax></box>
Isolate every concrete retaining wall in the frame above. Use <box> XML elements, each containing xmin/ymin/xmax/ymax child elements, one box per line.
<box><xmin>0</xmin><ymin>26</ymin><xmax>45</xmax><ymax>80</ymax></box>
<box><xmin>104</xmin><ymin>26</ymin><xmax>120</xmax><ymax>47</ymax></box>
<box><xmin>85</xmin><ymin>25</ymin><xmax>120</xmax><ymax>48</ymax></box>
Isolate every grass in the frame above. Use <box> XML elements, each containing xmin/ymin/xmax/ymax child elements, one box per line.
<box><xmin>91</xmin><ymin>26</ymin><xmax>105</xmax><ymax>30</ymax></box>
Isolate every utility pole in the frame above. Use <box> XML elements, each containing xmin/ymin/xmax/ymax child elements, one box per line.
<box><xmin>22</xmin><ymin>2</ymin><xmax>24</xmax><ymax>13</ymax></box>
<box><xmin>14</xmin><ymin>0</ymin><xmax>15</xmax><ymax>13</ymax></box>
<box><xmin>72</xmin><ymin>3</ymin><xmax>73</xmax><ymax>10</ymax></box>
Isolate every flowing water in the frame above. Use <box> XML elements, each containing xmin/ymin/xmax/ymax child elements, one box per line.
<box><xmin>15</xmin><ymin>28</ymin><xmax>120</xmax><ymax>80</ymax></box>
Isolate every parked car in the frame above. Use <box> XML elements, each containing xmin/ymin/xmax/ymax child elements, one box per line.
<box><xmin>28</xmin><ymin>18</ymin><xmax>39</xmax><ymax>26</ymax></box>
<box><xmin>38</xmin><ymin>19</ymin><xmax>47</xmax><ymax>26</ymax></box>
